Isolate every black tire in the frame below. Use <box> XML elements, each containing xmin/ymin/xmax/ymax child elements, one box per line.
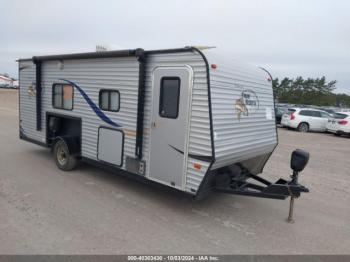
<box><xmin>334</xmin><ymin>133</ymin><xmax>341</xmax><ymax>137</ymax></box>
<box><xmin>53</xmin><ymin>140</ymin><xmax>77</xmax><ymax>171</ymax></box>
<box><xmin>298</xmin><ymin>122</ymin><xmax>309</xmax><ymax>133</ymax></box>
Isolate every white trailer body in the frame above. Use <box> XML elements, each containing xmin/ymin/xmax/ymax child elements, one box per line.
<box><xmin>19</xmin><ymin>47</ymin><xmax>307</xmax><ymax>200</ymax></box>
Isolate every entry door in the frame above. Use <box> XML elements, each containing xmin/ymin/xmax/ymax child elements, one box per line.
<box><xmin>149</xmin><ymin>67</ymin><xmax>192</xmax><ymax>188</ymax></box>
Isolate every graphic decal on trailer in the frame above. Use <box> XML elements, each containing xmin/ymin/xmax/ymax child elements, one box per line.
<box><xmin>60</xmin><ymin>79</ymin><xmax>122</xmax><ymax>128</ymax></box>
<box><xmin>169</xmin><ymin>145</ymin><xmax>213</xmax><ymax>162</ymax></box>
<box><xmin>27</xmin><ymin>83</ymin><xmax>36</xmax><ymax>98</ymax></box>
<box><xmin>235</xmin><ymin>86</ymin><xmax>260</xmax><ymax>121</ymax></box>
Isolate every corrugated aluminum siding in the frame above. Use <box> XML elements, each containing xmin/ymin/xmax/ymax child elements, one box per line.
<box><xmin>203</xmin><ymin>50</ymin><xmax>277</xmax><ymax>170</ymax></box>
<box><xmin>20</xmin><ymin>57</ymin><xmax>140</xmax><ymax>167</ymax></box>
<box><xmin>144</xmin><ymin>51</ymin><xmax>212</xmax><ymax>192</ymax></box>
<box><xmin>19</xmin><ymin>60</ymin><xmax>44</xmax><ymax>143</ymax></box>
<box><xmin>19</xmin><ymin>51</ymin><xmax>212</xmax><ymax>193</ymax></box>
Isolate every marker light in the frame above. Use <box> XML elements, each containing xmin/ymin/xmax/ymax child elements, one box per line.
<box><xmin>193</xmin><ymin>163</ymin><xmax>201</xmax><ymax>170</ymax></box>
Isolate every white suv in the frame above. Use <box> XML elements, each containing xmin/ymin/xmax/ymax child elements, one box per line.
<box><xmin>326</xmin><ymin>112</ymin><xmax>350</xmax><ymax>136</ymax></box>
<box><xmin>281</xmin><ymin>108</ymin><xmax>331</xmax><ymax>132</ymax></box>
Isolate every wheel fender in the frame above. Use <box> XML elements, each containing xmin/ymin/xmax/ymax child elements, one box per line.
<box><xmin>52</xmin><ymin>136</ymin><xmax>80</xmax><ymax>155</ymax></box>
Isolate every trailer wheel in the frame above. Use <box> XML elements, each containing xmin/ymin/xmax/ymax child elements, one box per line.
<box><xmin>297</xmin><ymin>122</ymin><xmax>309</xmax><ymax>133</ymax></box>
<box><xmin>53</xmin><ymin>140</ymin><xmax>77</xmax><ymax>171</ymax></box>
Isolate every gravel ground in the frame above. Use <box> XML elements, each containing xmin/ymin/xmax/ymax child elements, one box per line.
<box><xmin>0</xmin><ymin>89</ymin><xmax>349</xmax><ymax>254</ymax></box>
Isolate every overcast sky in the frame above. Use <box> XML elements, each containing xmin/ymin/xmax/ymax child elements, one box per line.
<box><xmin>1</xmin><ymin>0</ymin><xmax>350</xmax><ymax>93</ymax></box>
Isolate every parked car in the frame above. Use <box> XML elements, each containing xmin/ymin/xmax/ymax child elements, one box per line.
<box><xmin>326</xmin><ymin>112</ymin><xmax>350</xmax><ymax>136</ymax></box>
<box><xmin>314</xmin><ymin>107</ymin><xmax>336</xmax><ymax>117</ymax></box>
<box><xmin>281</xmin><ymin>108</ymin><xmax>331</xmax><ymax>132</ymax></box>
<box><xmin>322</xmin><ymin>108</ymin><xmax>336</xmax><ymax>115</ymax></box>
<box><xmin>280</xmin><ymin>108</ymin><xmax>296</xmax><ymax>127</ymax></box>
<box><xmin>275</xmin><ymin>106</ymin><xmax>287</xmax><ymax>125</ymax></box>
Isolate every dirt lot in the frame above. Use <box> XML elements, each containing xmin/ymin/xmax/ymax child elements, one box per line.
<box><xmin>0</xmin><ymin>89</ymin><xmax>349</xmax><ymax>254</ymax></box>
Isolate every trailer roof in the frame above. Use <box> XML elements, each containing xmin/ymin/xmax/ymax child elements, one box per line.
<box><xmin>18</xmin><ymin>47</ymin><xmax>198</xmax><ymax>62</ymax></box>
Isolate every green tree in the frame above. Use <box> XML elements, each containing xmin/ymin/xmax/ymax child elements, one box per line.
<box><xmin>272</xmin><ymin>76</ymin><xmax>345</xmax><ymax>106</ymax></box>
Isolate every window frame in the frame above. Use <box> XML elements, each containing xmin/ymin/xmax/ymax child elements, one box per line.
<box><xmin>98</xmin><ymin>89</ymin><xmax>120</xmax><ymax>112</ymax></box>
<box><xmin>159</xmin><ymin>77</ymin><xmax>181</xmax><ymax>119</ymax></box>
<box><xmin>52</xmin><ymin>83</ymin><xmax>74</xmax><ymax>111</ymax></box>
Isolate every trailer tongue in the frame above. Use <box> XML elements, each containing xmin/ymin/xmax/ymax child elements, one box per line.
<box><xmin>214</xmin><ymin>149</ymin><xmax>310</xmax><ymax>223</ymax></box>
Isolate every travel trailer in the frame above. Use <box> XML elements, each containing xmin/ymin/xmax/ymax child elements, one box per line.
<box><xmin>18</xmin><ymin>47</ymin><xmax>309</xmax><ymax>205</ymax></box>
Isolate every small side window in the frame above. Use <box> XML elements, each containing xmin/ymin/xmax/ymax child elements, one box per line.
<box><xmin>313</xmin><ymin>111</ymin><xmax>322</xmax><ymax>118</ymax></box>
<box><xmin>299</xmin><ymin>110</ymin><xmax>309</xmax><ymax>116</ymax></box>
<box><xmin>159</xmin><ymin>77</ymin><xmax>181</xmax><ymax>119</ymax></box>
<box><xmin>320</xmin><ymin>112</ymin><xmax>330</xmax><ymax>118</ymax></box>
<box><xmin>99</xmin><ymin>90</ymin><xmax>120</xmax><ymax>112</ymax></box>
<box><xmin>52</xmin><ymin>84</ymin><xmax>73</xmax><ymax>110</ymax></box>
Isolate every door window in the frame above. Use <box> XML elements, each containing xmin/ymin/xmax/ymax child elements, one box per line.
<box><xmin>159</xmin><ymin>77</ymin><xmax>181</xmax><ymax>119</ymax></box>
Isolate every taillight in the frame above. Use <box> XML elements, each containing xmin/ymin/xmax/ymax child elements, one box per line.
<box><xmin>338</xmin><ymin>120</ymin><xmax>348</xmax><ymax>125</ymax></box>
<box><xmin>290</xmin><ymin>112</ymin><xmax>295</xmax><ymax>120</ymax></box>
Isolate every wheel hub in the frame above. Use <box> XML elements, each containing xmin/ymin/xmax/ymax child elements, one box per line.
<box><xmin>57</xmin><ymin>146</ymin><xmax>67</xmax><ymax>165</ymax></box>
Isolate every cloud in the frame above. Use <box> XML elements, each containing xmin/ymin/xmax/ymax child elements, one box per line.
<box><xmin>1</xmin><ymin>0</ymin><xmax>349</xmax><ymax>93</ymax></box>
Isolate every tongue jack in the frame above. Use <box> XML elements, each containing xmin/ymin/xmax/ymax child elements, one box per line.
<box><xmin>287</xmin><ymin>195</ymin><xmax>295</xmax><ymax>223</ymax></box>
<box><xmin>286</xmin><ymin>149</ymin><xmax>310</xmax><ymax>223</ymax></box>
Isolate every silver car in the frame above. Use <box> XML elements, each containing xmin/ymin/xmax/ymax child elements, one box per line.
<box><xmin>281</xmin><ymin>108</ymin><xmax>331</xmax><ymax>132</ymax></box>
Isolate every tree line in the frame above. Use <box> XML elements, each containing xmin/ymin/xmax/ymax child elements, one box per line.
<box><xmin>272</xmin><ymin>76</ymin><xmax>350</xmax><ymax>107</ymax></box>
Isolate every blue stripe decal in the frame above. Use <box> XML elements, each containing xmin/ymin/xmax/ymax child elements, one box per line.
<box><xmin>60</xmin><ymin>79</ymin><xmax>122</xmax><ymax>128</ymax></box>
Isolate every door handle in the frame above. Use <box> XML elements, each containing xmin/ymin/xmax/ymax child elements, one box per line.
<box><xmin>152</xmin><ymin>121</ymin><xmax>156</xmax><ymax>128</ymax></box>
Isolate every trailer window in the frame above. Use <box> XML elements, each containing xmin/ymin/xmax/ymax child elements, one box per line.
<box><xmin>99</xmin><ymin>90</ymin><xmax>120</xmax><ymax>112</ymax></box>
<box><xmin>52</xmin><ymin>84</ymin><xmax>73</xmax><ymax>110</ymax></box>
<box><xmin>159</xmin><ymin>77</ymin><xmax>180</xmax><ymax>119</ymax></box>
